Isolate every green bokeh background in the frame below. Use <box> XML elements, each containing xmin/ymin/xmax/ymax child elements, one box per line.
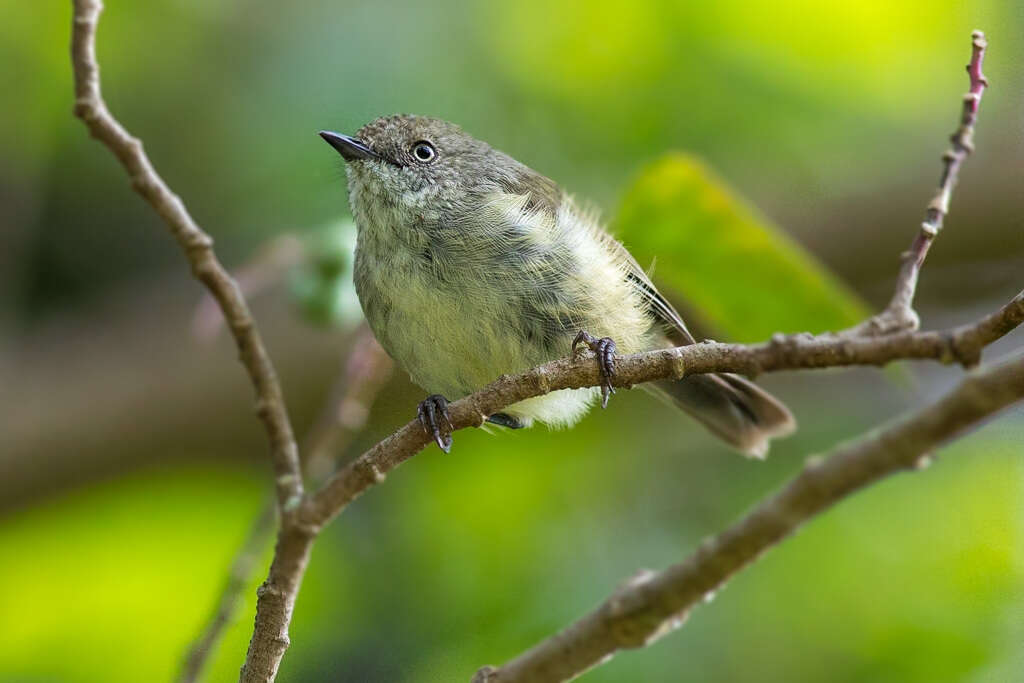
<box><xmin>2</xmin><ymin>1</ymin><xmax>1023</xmax><ymax>682</ymax></box>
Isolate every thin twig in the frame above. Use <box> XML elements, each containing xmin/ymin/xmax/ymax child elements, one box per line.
<box><xmin>71</xmin><ymin>3</ymin><xmax>309</xmax><ymax>679</ymax></box>
<box><xmin>847</xmin><ymin>31</ymin><xmax>989</xmax><ymax>336</ymax></box>
<box><xmin>304</xmin><ymin>327</ymin><xmax>394</xmax><ymax>481</ymax></box>
<box><xmin>472</xmin><ymin>348</ymin><xmax>1024</xmax><ymax>683</ymax></box>
<box><xmin>69</xmin><ymin>0</ymin><xmax>303</xmax><ymax>509</ymax></box>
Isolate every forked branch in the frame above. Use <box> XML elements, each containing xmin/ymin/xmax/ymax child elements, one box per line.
<box><xmin>302</xmin><ymin>287</ymin><xmax>1022</xmax><ymax>529</ymax></box>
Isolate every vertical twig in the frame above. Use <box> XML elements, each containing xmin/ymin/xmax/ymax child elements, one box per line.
<box><xmin>179</xmin><ymin>504</ymin><xmax>277</xmax><ymax>683</ymax></box>
<box><xmin>70</xmin><ymin>2</ymin><xmax>309</xmax><ymax>679</ymax></box>
<box><xmin>240</xmin><ymin>527</ymin><xmax>318</xmax><ymax>682</ymax></box>
<box><xmin>179</xmin><ymin>328</ymin><xmax>392</xmax><ymax>682</ymax></box>
<box><xmin>70</xmin><ymin>0</ymin><xmax>303</xmax><ymax>509</ymax></box>
<box><xmin>847</xmin><ymin>31</ymin><xmax>989</xmax><ymax>336</ymax></box>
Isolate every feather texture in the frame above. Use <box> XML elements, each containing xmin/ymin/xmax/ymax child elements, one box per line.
<box><xmin>342</xmin><ymin>114</ymin><xmax>795</xmax><ymax>453</ymax></box>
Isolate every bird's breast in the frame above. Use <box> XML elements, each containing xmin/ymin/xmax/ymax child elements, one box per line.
<box><xmin>354</xmin><ymin>227</ymin><xmax>537</xmax><ymax>397</ymax></box>
<box><xmin>352</xmin><ymin>202</ymin><xmax>656</xmax><ymax>398</ymax></box>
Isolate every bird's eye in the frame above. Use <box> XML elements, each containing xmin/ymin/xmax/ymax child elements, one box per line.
<box><xmin>411</xmin><ymin>141</ymin><xmax>436</xmax><ymax>163</ymax></box>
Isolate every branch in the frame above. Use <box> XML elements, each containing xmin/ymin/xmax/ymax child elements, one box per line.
<box><xmin>240</xmin><ymin>525</ymin><xmax>317</xmax><ymax>682</ymax></box>
<box><xmin>191</xmin><ymin>234</ymin><xmax>306</xmax><ymax>343</ymax></box>
<box><xmin>232</xmin><ymin>294</ymin><xmax>1021</xmax><ymax>681</ymax></box>
<box><xmin>846</xmin><ymin>30</ymin><xmax>989</xmax><ymax>336</ymax></box>
<box><xmin>71</xmin><ymin>4</ymin><xmax>313</xmax><ymax>679</ymax></box>
<box><xmin>471</xmin><ymin>348</ymin><xmax>1024</xmax><ymax>683</ymax></box>
<box><xmin>241</xmin><ymin>283</ymin><xmax>1021</xmax><ymax>679</ymax></box>
<box><xmin>300</xmin><ymin>290</ymin><xmax>1022</xmax><ymax>527</ymax></box>
<box><xmin>234</xmin><ymin>291</ymin><xmax>1014</xmax><ymax>681</ymax></box>
<box><xmin>298</xmin><ymin>31</ymin><xmax>997</xmax><ymax>531</ymax></box>
<box><xmin>180</xmin><ymin>328</ymin><xmax>392</xmax><ymax>683</ymax></box>
<box><xmin>179</xmin><ymin>503</ymin><xmax>277</xmax><ymax>683</ymax></box>
<box><xmin>470</xmin><ymin>31</ymin><xmax>1001</xmax><ymax>681</ymax></box>
<box><xmin>237</xmin><ymin>282</ymin><xmax>1015</xmax><ymax>679</ymax></box>
<box><xmin>69</xmin><ymin>0</ymin><xmax>302</xmax><ymax>509</ymax></box>
<box><xmin>303</xmin><ymin>327</ymin><xmax>394</xmax><ymax>482</ymax></box>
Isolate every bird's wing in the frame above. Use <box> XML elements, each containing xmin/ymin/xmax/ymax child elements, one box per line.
<box><xmin>496</xmin><ymin>165</ymin><xmax>696</xmax><ymax>346</ymax></box>
<box><xmin>604</xmin><ymin>236</ymin><xmax>696</xmax><ymax>345</ymax></box>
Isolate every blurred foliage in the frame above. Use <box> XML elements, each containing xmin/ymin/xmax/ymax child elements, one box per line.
<box><xmin>615</xmin><ymin>154</ymin><xmax>868</xmax><ymax>340</ymax></box>
<box><xmin>0</xmin><ymin>466</ymin><xmax>265</xmax><ymax>682</ymax></box>
<box><xmin>288</xmin><ymin>220</ymin><xmax>362</xmax><ymax>328</ymax></box>
<box><xmin>2</xmin><ymin>0</ymin><xmax>1020</xmax><ymax>319</ymax></box>
<box><xmin>0</xmin><ymin>421</ymin><xmax>1020</xmax><ymax>682</ymax></box>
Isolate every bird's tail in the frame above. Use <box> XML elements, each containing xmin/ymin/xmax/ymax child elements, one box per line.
<box><xmin>649</xmin><ymin>374</ymin><xmax>796</xmax><ymax>458</ymax></box>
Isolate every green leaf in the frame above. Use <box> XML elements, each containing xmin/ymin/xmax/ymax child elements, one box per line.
<box><xmin>612</xmin><ymin>153</ymin><xmax>868</xmax><ymax>341</ymax></box>
<box><xmin>288</xmin><ymin>220</ymin><xmax>364</xmax><ymax>329</ymax></box>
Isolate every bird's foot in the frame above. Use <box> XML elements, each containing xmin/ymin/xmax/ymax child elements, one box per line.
<box><xmin>417</xmin><ymin>394</ymin><xmax>454</xmax><ymax>453</ymax></box>
<box><xmin>571</xmin><ymin>330</ymin><xmax>617</xmax><ymax>408</ymax></box>
<box><xmin>487</xmin><ymin>412</ymin><xmax>527</xmax><ymax>429</ymax></box>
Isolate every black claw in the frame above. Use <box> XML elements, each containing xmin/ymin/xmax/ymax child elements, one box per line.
<box><xmin>417</xmin><ymin>394</ymin><xmax>453</xmax><ymax>453</ymax></box>
<box><xmin>571</xmin><ymin>330</ymin><xmax>617</xmax><ymax>408</ymax></box>
<box><xmin>487</xmin><ymin>412</ymin><xmax>526</xmax><ymax>429</ymax></box>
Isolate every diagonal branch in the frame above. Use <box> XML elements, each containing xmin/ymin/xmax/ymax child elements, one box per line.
<box><xmin>261</xmin><ymin>27</ymin><xmax>1004</xmax><ymax>671</ymax></box>
<box><xmin>239</xmin><ymin>331</ymin><xmax>393</xmax><ymax>683</ymax></box>
<box><xmin>846</xmin><ymin>30</ymin><xmax>989</xmax><ymax>337</ymax></box>
<box><xmin>303</xmin><ymin>327</ymin><xmax>395</xmax><ymax>482</ymax></box>
<box><xmin>300</xmin><ymin>289</ymin><xmax>1023</xmax><ymax>528</ymax></box>
<box><xmin>471</xmin><ymin>348</ymin><xmax>1024</xmax><ymax>683</ymax></box>
<box><xmin>179</xmin><ymin>328</ymin><xmax>392</xmax><ymax>683</ymax></box>
<box><xmin>69</xmin><ymin>0</ymin><xmax>302</xmax><ymax>509</ymax></box>
<box><xmin>240</xmin><ymin>284</ymin><xmax>1021</xmax><ymax>682</ymax></box>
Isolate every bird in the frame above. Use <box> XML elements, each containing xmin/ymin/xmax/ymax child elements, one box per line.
<box><xmin>320</xmin><ymin>115</ymin><xmax>795</xmax><ymax>456</ymax></box>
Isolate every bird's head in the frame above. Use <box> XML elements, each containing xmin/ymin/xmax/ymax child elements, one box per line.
<box><xmin>320</xmin><ymin>114</ymin><xmax>559</xmax><ymax>228</ymax></box>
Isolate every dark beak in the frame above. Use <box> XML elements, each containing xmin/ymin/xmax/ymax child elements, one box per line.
<box><xmin>319</xmin><ymin>130</ymin><xmax>379</xmax><ymax>162</ymax></box>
